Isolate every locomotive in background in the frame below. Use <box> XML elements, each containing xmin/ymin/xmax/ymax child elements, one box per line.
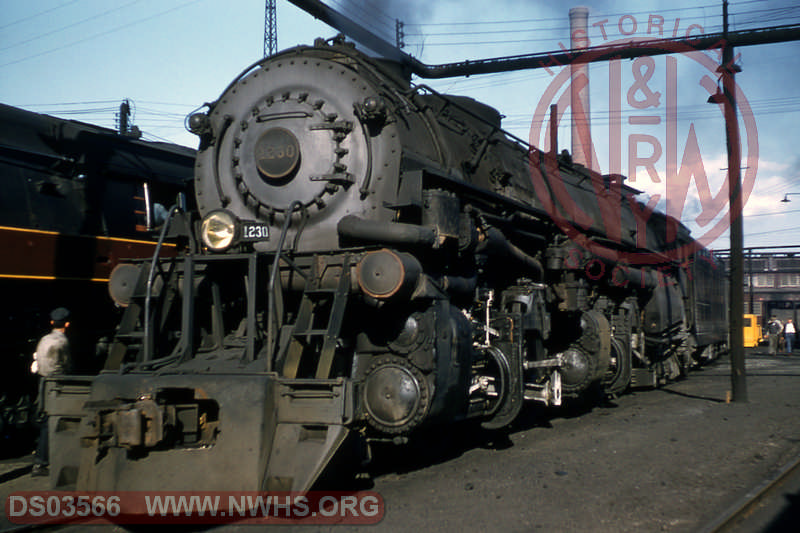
<box><xmin>0</xmin><ymin>104</ymin><xmax>194</xmax><ymax>451</ymax></box>
<box><xmin>47</xmin><ymin>38</ymin><xmax>727</xmax><ymax>492</ymax></box>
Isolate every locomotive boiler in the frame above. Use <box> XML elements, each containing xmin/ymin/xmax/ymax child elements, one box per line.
<box><xmin>47</xmin><ymin>38</ymin><xmax>727</xmax><ymax>492</ymax></box>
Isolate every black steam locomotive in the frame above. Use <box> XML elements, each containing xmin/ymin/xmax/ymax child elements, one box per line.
<box><xmin>47</xmin><ymin>39</ymin><xmax>727</xmax><ymax>491</ymax></box>
<box><xmin>0</xmin><ymin>104</ymin><xmax>194</xmax><ymax>451</ymax></box>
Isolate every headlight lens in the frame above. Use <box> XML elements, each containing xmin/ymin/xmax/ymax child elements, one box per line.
<box><xmin>201</xmin><ymin>210</ymin><xmax>237</xmax><ymax>251</ymax></box>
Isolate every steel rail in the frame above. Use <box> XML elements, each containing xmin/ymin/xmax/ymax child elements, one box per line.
<box><xmin>697</xmin><ymin>453</ymin><xmax>800</xmax><ymax>533</ymax></box>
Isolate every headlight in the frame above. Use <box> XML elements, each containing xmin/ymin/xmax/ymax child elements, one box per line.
<box><xmin>201</xmin><ymin>210</ymin><xmax>237</xmax><ymax>251</ymax></box>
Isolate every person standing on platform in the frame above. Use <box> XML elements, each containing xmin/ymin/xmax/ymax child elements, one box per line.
<box><xmin>30</xmin><ymin>307</ymin><xmax>72</xmax><ymax>477</ymax></box>
<box><xmin>784</xmin><ymin>318</ymin><xmax>796</xmax><ymax>354</ymax></box>
<box><xmin>767</xmin><ymin>316</ymin><xmax>782</xmax><ymax>356</ymax></box>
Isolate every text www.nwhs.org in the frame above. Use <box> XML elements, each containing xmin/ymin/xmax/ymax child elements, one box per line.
<box><xmin>6</xmin><ymin>491</ymin><xmax>384</xmax><ymax>524</ymax></box>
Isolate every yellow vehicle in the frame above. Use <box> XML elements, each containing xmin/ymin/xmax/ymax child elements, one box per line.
<box><xmin>743</xmin><ymin>314</ymin><xmax>762</xmax><ymax>348</ymax></box>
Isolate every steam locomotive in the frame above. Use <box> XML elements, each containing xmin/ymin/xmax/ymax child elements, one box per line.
<box><xmin>47</xmin><ymin>38</ymin><xmax>727</xmax><ymax>491</ymax></box>
<box><xmin>0</xmin><ymin>104</ymin><xmax>194</xmax><ymax>451</ymax></box>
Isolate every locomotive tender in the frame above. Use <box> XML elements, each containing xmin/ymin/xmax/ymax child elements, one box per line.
<box><xmin>48</xmin><ymin>38</ymin><xmax>727</xmax><ymax>491</ymax></box>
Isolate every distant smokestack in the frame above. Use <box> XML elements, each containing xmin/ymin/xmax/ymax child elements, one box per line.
<box><xmin>569</xmin><ymin>6</ymin><xmax>591</xmax><ymax>167</ymax></box>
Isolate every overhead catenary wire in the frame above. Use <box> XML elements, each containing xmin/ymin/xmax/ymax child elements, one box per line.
<box><xmin>404</xmin><ymin>2</ymin><xmax>717</xmax><ymax>27</ymax></box>
<box><xmin>0</xmin><ymin>0</ymin><xmax>81</xmax><ymax>32</ymax></box>
<box><xmin>324</xmin><ymin>0</ymin><xmax>396</xmax><ymax>40</ymax></box>
<box><xmin>402</xmin><ymin>3</ymin><xmax>799</xmax><ymax>52</ymax></box>
<box><xmin>405</xmin><ymin>0</ymin><xmax>770</xmax><ymax>28</ymax></box>
<box><xmin>0</xmin><ymin>0</ymin><xmax>206</xmax><ymax>68</ymax></box>
<box><xmin>0</xmin><ymin>0</ymin><xmax>145</xmax><ymax>53</ymax></box>
<box><xmin>5</xmin><ymin>1</ymin><xmax>797</xmax><ymax>159</ymax></box>
<box><xmin>16</xmin><ymin>88</ymin><xmax>800</xmax><ymax>152</ymax></box>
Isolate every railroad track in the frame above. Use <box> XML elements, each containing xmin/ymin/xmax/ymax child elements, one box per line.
<box><xmin>698</xmin><ymin>454</ymin><xmax>800</xmax><ymax>533</ymax></box>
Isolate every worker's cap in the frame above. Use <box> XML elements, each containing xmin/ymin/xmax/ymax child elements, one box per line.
<box><xmin>50</xmin><ymin>307</ymin><xmax>70</xmax><ymax>326</ymax></box>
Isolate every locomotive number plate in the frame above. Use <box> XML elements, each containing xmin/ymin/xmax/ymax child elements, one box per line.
<box><xmin>240</xmin><ymin>222</ymin><xmax>270</xmax><ymax>241</ymax></box>
<box><xmin>255</xmin><ymin>127</ymin><xmax>300</xmax><ymax>180</ymax></box>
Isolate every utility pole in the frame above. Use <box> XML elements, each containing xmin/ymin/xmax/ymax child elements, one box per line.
<box><xmin>264</xmin><ymin>0</ymin><xmax>277</xmax><ymax>57</ymax></box>
<box><xmin>118</xmin><ymin>99</ymin><xmax>130</xmax><ymax>135</ymax></box>
<box><xmin>748</xmin><ymin>248</ymin><xmax>753</xmax><ymax>314</ymax></box>
<box><xmin>721</xmin><ymin>0</ymin><xmax>747</xmax><ymax>402</ymax></box>
<box><xmin>395</xmin><ymin>19</ymin><xmax>405</xmax><ymax>49</ymax></box>
<box><xmin>116</xmin><ymin>98</ymin><xmax>140</xmax><ymax>138</ymax></box>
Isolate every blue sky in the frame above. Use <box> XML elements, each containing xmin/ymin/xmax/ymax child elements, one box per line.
<box><xmin>1</xmin><ymin>0</ymin><xmax>799</xmax><ymax>250</ymax></box>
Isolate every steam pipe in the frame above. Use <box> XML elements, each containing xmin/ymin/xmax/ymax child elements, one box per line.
<box><xmin>288</xmin><ymin>0</ymin><xmax>800</xmax><ymax>79</ymax></box>
<box><xmin>476</xmin><ymin>227</ymin><xmax>544</xmax><ymax>281</ymax></box>
<box><xmin>338</xmin><ymin>215</ymin><xmax>438</xmax><ymax>247</ymax></box>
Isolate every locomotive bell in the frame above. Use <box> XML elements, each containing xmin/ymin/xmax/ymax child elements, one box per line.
<box><xmin>108</xmin><ymin>263</ymin><xmax>165</xmax><ymax>307</ymax></box>
<box><xmin>108</xmin><ymin>263</ymin><xmax>141</xmax><ymax>307</ymax></box>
